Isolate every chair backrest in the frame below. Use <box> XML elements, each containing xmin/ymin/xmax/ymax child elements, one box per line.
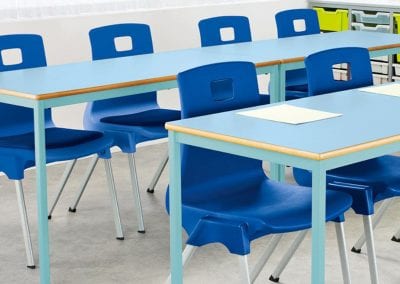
<box><xmin>0</xmin><ymin>34</ymin><xmax>52</xmax><ymax>136</ymax></box>
<box><xmin>305</xmin><ymin>47</ymin><xmax>373</xmax><ymax>96</ymax></box>
<box><xmin>176</xmin><ymin>61</ymin><xmax>265</xmax><ymax>202</ymax></box>
<box><xmin>198</xmin><ymin>16</ymin><xmax>252</xmax><ymax>47</ymax></box>
<box><xmin>86</xmin><ymin>23</ymin><xmax>158</xmax><ymax>118</ymax></box>
<box><xmin>275</xmin><ymin>9</ymin><xmax>320</xmax><ymax>38</ymax></box>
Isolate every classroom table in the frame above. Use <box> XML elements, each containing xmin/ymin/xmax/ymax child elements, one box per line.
<box><xmin>0</xmin><ymin>30</ymin><xmax>399</xmax><ymax>283</ymax></box>
<box><xmin>202</xmin><ymin>30</ymin><xmax>400</xmax><ymax>181</ymax></box>
<box><xmin>166</xmin><ymin>89</ymin><xmax>400</xmax><ymax>283</ymax></box>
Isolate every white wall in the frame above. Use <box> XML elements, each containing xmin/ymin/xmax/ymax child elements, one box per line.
<box><xmin>0</xmin><ymin>0</ymin><xmax>307</xmax><ymax>129</ymax></box>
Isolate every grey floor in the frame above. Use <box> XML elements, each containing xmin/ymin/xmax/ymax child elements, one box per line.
<box><xmin>0</xmin><ymin>142</ymin><xmax>399</xmax><ymax>283</ymax></box>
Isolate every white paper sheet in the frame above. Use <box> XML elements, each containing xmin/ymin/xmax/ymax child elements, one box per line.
<box><xmin>359</xmin><ymin>83</ymin><xmax>400</xmax><ymax>97</ymax></box>
<box><xmin>237</xmin><ymin>104</ymin><xmax>342</xmax><ymax>124</ymax></box>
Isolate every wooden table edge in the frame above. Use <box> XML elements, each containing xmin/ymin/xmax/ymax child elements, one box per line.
<box><xmin>0</xmin><ymin>75</ymin><xmax>177</xmax><ymax>101</ymax></box>
<box><xmin>166</xmin><ymin>123</ymin><xmax>400</xmax><ymax>161</ymax></box>
<box><xmin>280</xmin><ymin>43</ymin><xmax>400</xmax><ymax>64</ymax></box>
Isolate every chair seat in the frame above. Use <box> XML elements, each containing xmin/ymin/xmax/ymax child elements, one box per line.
<box><xmin>0</xmin><ymin>127</ymin><xmax>103</xmax><ymax>149</ymax></box>
<box><xmin>0</xmin><ymin>127</ymin><xmax>113</xmax><ymax>179</ymax></box>
<box><xmin>259</xmin><ymin>94</ymin><xmax>270</xmax><ymax>105</ymax></box>
<box><xmin>181</xmin><ymin>179</ymin><xmax>352</xmax><ymax>242</ymax></box>
<box><xmin>286</xmin><ymin>84</ymin><xmax>308</xmax><ymax>93</ymax></box>
<box><xmin>293</xmin><ymin>155</ymin><xmax>400</xmax><ymax>214</ymax></box>
<box><xmin>286</xmin><ymin>90</ymin><xmax>308</xmax><ymax>101</ymax></box>
<box><xmin>327</xmin><ymin>155</ymin><xmax>400</xmax><ymax>202</ymax></box>
<box><xmin>100</xmin><ymin>109</ymin><xmax>181</xmax><ymax>126</ymax></box>
<box><xmin>286</xmin><ymin>69</ymin><xmax>308</xmax><ymax>91</ymax></box>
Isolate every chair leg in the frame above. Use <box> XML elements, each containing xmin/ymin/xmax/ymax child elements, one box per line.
<box><xmin>352</xmin><ymin>199</ymin><xmax>392</xmax><ymax>253</ymax></box>
<box><xmin>146</xmin><ymin>151</ymin><xmax>169</xmax><ymax>193</ymax></box>
<box><xmin>103</xmin><ymin>158</ymin><xmax>124</xmax><ymax>240</ymax></box>
<box><xmin>335</xmin><ymin>222</ymin><xmax>351</xmax><ymax>284</ymax></box>
<box><xmin>238</xmin><ymin>255</ymin><xmax>251</xmax><ymax>284</ymax></box>
<box><xmin>166</xmin><ymin>245</ymin><xmax>197</xmax><ymax>283</ymax></box>
<box><xmin>15</xmin><ymin>180</ymin><xmax>35</xmax><ymax>269</ymax></box>
<box><xmin>363</xmin><ymin>215</ymin><xmax>379</xmax><ymax>284</ymax></box>
<box><xmin>269</xmin><ymin>230</ymin><xmax>308</xmax><ymax>283</ymax></box>
<box><xmin>68</xmin><ymin>156</ymin><xmax>99</xmax><ymax>213</ymax></box>
<box><xmin>251</xmin><ymin>234</ymin><xmax>283</xmax><ymax>282</ymax></box>
<box><xmin>127</xmin><ymin>153</ymin><xmax>145</xmax><ymax>233</ymax></box>
<box><xmin>48</xmin><ymin>159</ymin><xmax>77</xmax><ymax>219</ymax></box>
<box><xmin>391</xmin><ymin>226</ymin><xmax>400</xmax><ymax>242</ymax></box>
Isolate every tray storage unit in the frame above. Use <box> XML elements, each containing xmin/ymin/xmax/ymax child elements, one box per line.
<box><xmin>394</xmin><ymin>14</ymin><xmax>400</xmax><ymax>62</ymax></box>
<box><xmin>371</xmin><ymin>61</ymin><xmax>389</xmax><ymax>75</ymax></box>
<box><xmin>333</xmin><ymin>68</ymin><xmax>349</xmax><ymax>81</ymax></box>
<box><xmin>351</xmin><ymin>9</ymin><xmax>391</xmax><ymax>84</ymax></box>
<box><xmin>351</xmin><ymin>22</ymin><xmax>390</xmax><ymax>33</ymax></box>
<box><xmin>310</xmin><ymin>1</ymin><xmax>400</xmax><ymax>85</ymax></box>
<box><xmin>373</xmin><ymin>73</ymin><xmax>390</xmax><ymax>85</ymax></box>
<box><xmin>313</xmin><ymin>7</ymin><xmax>349</xmax><ymax>31</ymax></box>
<box><xmin>352</xmin><ymin>10</ymin><xmax>390</xmax><ymax>25</ymax></box>
<box><xmin>393</xmin><ymin>63</ymin><xmax>400</xmax><ymax>76</ymax></box>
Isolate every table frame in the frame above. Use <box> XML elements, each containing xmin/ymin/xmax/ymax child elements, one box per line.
<box><xmin>168</xmin><ymin>46</ymin><xmax>400</xmax><ymax>284</ymax></box>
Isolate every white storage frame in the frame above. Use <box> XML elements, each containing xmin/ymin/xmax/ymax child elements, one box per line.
<box><xmin>309</xmin><ymin>0</ymin><xmax>400</xmax><ymax>84</ymax></box>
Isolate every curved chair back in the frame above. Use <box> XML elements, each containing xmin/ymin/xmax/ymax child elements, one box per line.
<box><xmin>274</xmin><ymin>9</ymin><xmax>320</xmax><ymax>99</ymax></box>
<box><xmin>176</xmin><ymin>61</ymin><xmax>265</xmax><ymax>201</ymax></box>
<box><xmin>0</xmin><ymin>34</ymin><xmax>52</xmax><ymax>136</ymax></box>
<box><xmin>305</xmin><ymin>47</ymin><xmax>373</xmax><ymax>96</ymax></box>
<box><xmin>198</xmin><ymin>16</ymin><xmax>252</xmax><ymax>47</ymax></box>
<box><xmin>275</xmin><ymin>9</ymin><xmax>320</xmax><ymax>38</ymax></box>
<box><xmin>86</xmin><ymin>23</ymin><xmax>158</xmax><ymax>119</ymax></box>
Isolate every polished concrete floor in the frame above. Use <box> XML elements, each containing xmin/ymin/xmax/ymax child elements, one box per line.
<box><xmin>0</xmin><ymin>142</ymin><xmax>399</xmax><ymax>283</ymax></box>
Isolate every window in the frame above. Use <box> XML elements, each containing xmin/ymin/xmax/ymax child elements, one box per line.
<box><xmin>0</xmin><ymin>0</ymin><xmax>260</xmax><ymax>20</ymax></box>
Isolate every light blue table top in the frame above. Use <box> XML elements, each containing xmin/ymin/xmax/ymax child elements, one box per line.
<box><xmin>0</xmin><ymin>31</ymin><xmax>399</xmax><ymax>99</ymax></box>
<box><xmin>167</xmin><ymin>90</ymin><xmax>400</xmax><ymax>158</ymax></box>
<box><xmin>197</xmin><ymin>30</ymin><xmax>400</xmax><ymax>63</ymax></box>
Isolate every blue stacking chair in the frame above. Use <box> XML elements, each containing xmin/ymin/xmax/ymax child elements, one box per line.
<box><xmin>198</xmin><ymin>15</ymin><xmax>252</xmax><ymax>46</ymax></box>
<box><xmin>0</xmin><ymin>34</ymin><xmax>124</xmax><ymax>268</ymax></box>
<box><xmin>269</xmin><ymin>47</ymin><xmax>400</xmax><ymax>284</ymax></box>
<box><xmin>49</xmin><ymin>23</ymin><xmax>181</xmax><ymax>232</ymax></box>
<box><xmin>166</xmin><ymin>61</ymin><xmax>353</xmax><ymax>283</ymax></box>
<box><xmin>275</xmin><ymin>9</ymin><xmax>320</xmax><ymax>99</ymax></box>
<box><xmin>198</xmin><ymin>16</ymin><xmax>274</xmax><ymax>104</ymax></box>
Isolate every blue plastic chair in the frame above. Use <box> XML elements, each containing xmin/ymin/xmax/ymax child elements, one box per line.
<box><xmin>166</xmin><ymin>61</ymin><xmax>353</xmax><ymax>282</ymax></box>
<box><xmin>49</xmin><ymin>23</ymin><xmax>181</xmax><ymax>233</ymax></box>
<box><xmin>270</xmin><ymin>47</ymin><xmax>400</xmax><ymax>284</ymax></box>
<box><xmin>198</xmin><ymin>16</ymin><xmax>275</xmax><ymax>104</ymax></box>
<box><xmin>275</xmin><ymin>9</ymin><xmax>320</xmax><ymax>99</ymax></box>
<box><xmin>0</xmin><ymin>34</ymin><xmax>124</xmax><ymax>268</ymax></box>
<box><xmin>198</xmin><ymin>15</ymin><xmax>252</xmax><ymax>47</ymax></box>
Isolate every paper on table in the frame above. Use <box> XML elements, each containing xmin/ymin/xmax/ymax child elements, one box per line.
<box><xmin>359</xmin><ymin>83</ymin><xmax>400</xmax><ymax>97</ymax></box>
<box><xmin>237</xmin><ymin>104</ymin><xmax>342</xmax><ymax>124</ymax></box>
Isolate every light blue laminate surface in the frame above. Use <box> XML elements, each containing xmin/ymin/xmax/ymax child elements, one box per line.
<box><xmin>167</xmin><ymin>89</ymin><xmax>400</xmax><ymax>284</ymax></box>
<box><xmin>169</xmin><ymin>91</ymin><xmax>400</xmax><ymax>156</ymax></box>
<box><xmin>0</xmin><ymin>31</ymin><xmax>398</xmax><ymax>99</ymax></box>
<box><xmin>201</xmin><ymin>31</ymin><xmax>400</xmax><ymax>64</ymax></box>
